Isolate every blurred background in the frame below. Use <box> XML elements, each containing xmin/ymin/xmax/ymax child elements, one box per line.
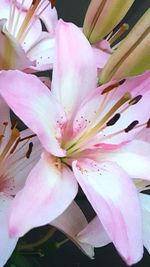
<box><xmin>6</xmin><ymin>0</ymin><xmax>150</xmax><ymax>266</ymax></box>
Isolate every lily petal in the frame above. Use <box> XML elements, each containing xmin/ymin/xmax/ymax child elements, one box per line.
<box><xmin>39</xmin><ymin>1</ymin><xmax>58</xmax><ymax>34</ymax></box>
<box><xmin>0</xmin><ymin>70</ymin><xmax>67</xmax><ymax>157</ymax></box>
<box><xmin>103</xmin><ymin>140</ymin><xmax>150</xmax><ymax>180</ymax></box>
<box><xmin>72</xmin><ymin>159</ymin><xmax>143</xmax><ymax>265</ymax></box>
<box><xmin>139</xmin><ymin>193</ymin><xmax>150</xmax><ymax>253</ymax></box>
<box><xmin>0</xmin><ymin>194</ymin><xmax>18</xmax><ymax>267</ymax></box>
<box><xmin>78</xmin><ymin>216</ymin><xmax>110</xmax><ymax>248</ymax></box>
<box><xmin>6</xmin><ymin>128</ymin><xmax>42</xmax><ymax>194</ymax></box>
<box><xmin>52</xmin><ymin>19</ymin><xmax>97</xmax><ymax>119</ymax></box>
<box><xmin>9</xmin><ymin>152</ymin><xmax>78</xmax><ymax>237</ymax></box>
<box><xmin>51</xmin><ymin>201</ymin><xmax>94</xmax><ymax>259</ymax></box>
<box><xmin>26</xmin><ymin>33</ymin><xmax>55</xmax><ymax>71</ymax></box>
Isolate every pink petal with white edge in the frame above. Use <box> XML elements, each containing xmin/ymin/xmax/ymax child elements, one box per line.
<box><xmin>0</xmin><ymin>70</ymin><xmax>67</xmax><ymax>157</ymax></box>
<box><xmin>51</xmin><ymin>201</ymin><xmax>94</xmax><ymax>259</ymax></box>
<box><xmin>139</xmin><ymin>193</ymin><xmax>150</xmax><ymax>253</ymax></box>
<box><xmin>78</xmin><ymin>216</ymin><xmax>110</xmax><ymax>248</ymax></box>
<box><xmin>0</xmin><ymin>194</ymin><xmax>18</xmax><ymax>267</ymax></box>
<box><xmin>9</xmin><ymin>152</ymin><xmax>78</xmax><ymax>238</ymax></box>
<box><xmin>72</xmin><ymin>159</ymin><xmax>143</xmax><ymax>265</ymax></box>
<box><xmin>52</xmin><ymin>19</ymin><xmax>97</xmax><ymax>119</ymax></box>
<box><xmin>103</xmin><ymin>140</ymin><xmax>150</xmax><ymax>180</ymax></box>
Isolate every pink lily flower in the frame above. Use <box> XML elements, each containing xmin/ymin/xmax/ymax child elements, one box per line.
<box><xmin>0</xmin><ymin>96</ymin><xmax>42</xmax><ymax>266</ymax></box>
<box><xmin>0</xmin><ymin>0</ymin><xmax>57</xmax><ymax>71</ymax></box>
<box><xmin>0</xmin><ymin>20</ymin><xmax>149</xmax><ymax>265</ymax></box>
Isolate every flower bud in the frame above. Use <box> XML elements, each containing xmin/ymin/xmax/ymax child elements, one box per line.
<box><xmin>83</xmin><ymin>0</ymin><xmax>135</xmax><ymax>44</ymax></box>
<box><xmin>99</xmin><ymin>9</ymin><xmax>150</xmax><ymax>84</ymax></box>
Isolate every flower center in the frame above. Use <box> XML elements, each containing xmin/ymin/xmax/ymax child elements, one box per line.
<box><xmin>7</xmin><ymin>0</ymin><xmax>51</xmax><ymax>43</ymax></box>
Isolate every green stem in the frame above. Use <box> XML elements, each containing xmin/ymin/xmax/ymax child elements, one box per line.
<box><xmin>18</xmin><ymin>227</ymin><xmax>56</xmax><ymax>251</ymax></box>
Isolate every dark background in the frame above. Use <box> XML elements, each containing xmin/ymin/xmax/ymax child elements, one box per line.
<box><xmin>6</xmin><ymin>1</ymin><xmax>150</xmax><ymax>267</ymax></box>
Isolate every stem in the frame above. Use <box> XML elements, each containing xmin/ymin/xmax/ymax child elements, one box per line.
<box><xmin>18</xmin><ymin>227</ymin><xmax>56</xmax><ymax>251</ymax></box>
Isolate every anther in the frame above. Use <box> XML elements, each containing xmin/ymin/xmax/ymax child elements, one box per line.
<box><xmin>119</xmin><ymin>79</ymin><xmax>126</xmax><ymax>85</ymax></box>
<box><xmin>101</xmin><ymin>82</ymin><xmax>120</xmax><ymax>95</ymax></box>
<box><xmin>146</xmin><ymin>119</ymin><xmax>150</xmax><ymax>128</ymax></box>
<box><xmin>106</xmin><ymin>113</ymin><xmax>121</xmax><ymax>126</ymax></box>
<box><xmin>129</xmin><ymin>95</ymin><xmax>143</xmax><ymax>105</ymax></box>
<box><xmin>26</xmin><ymin>142</ymin><xmax>33</xmax><ymax>158</ymax></box>
<box><xmin>124</xmin><ymin>120</ymin><xmax>139</xmax><ymax>133</ymax></box>
<box><xmin>50</xmin><ymin>0</ymin><xmax>56</xmax><ymax>8</ymax></box>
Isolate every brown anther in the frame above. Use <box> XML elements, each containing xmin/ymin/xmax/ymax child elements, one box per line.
<box><xmin>119</xmin><ymin>79</ymin><xmax>126</xmax><ymax>85</ymax></box>
<box><xmin>49</xmin><ymin>0</ymin><xmax>56</xmax><ymax>8</ymax></box>
<box><xmin>146</xmin><ymin>119</ymin><xmax>150</xmax><ymax>128</ymax></box>
<box><xmin>124</xmin><ymin>120</ymin><xmax>139</xmax><ymax>133</ymax></box>
<box><xmin>26</xmin><ymin>142</ymin><xmax>33</xmax><ymax>159</ymax></box>
<box><xmin>101</xmin><ymin>82</ymin><xmax>120</xmax><ymax>95</ymax></box>
<box><xmin>129</xmin><ymin>95</ymin><xmax>143</xmax><ymax>106</ymax></box>
<box><xmin>106</xmin><ymin>113</ymin><xmax>121</xmax><ymax>126</ymax></box>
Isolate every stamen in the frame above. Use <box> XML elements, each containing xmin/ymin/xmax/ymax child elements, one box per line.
<box><xmin>8</xmin><ymin>0</ymin><xmax>17</xmax><ymax>33</ymax></box>
<box><xmin>16</xmin><ymin>0</ymin><xmax>50</xmax><ymax>42</ymax></box>
<box><xmin>12</xmin><ymin>0</ymin><xmax>26</xmax><ymax>36</ymax></box>
<box><xmin>26</xmin><ymin>142</ymin><xmax>33</xmax><ymax>158</ymax></box>
<box><xmin>0</xmin><ymin>127</ymin><xmax>20</xmax><ymax>161</ymax></box>
<box><xmin>129</xmin><ymin>95</ymin><xmax>143</xmax><ymax>105</ymax></box>
<box><xmin>101</xmin><ymin>79</ymin><xmax>126</xmax><ymax>94</ymax></box>
<box><xmin>9</xmin><ymin>137</ymin><xmax>21</xmax><ymax>154</ymax></box>
<box><xmin>106</xmin><ymin>113</ymin><xmax>121</xmax><ymax>126</ymax></box>
<box><xmin>67</xmin><ymin>92</ymin><xmax>131</xmax><ymax>153</ymax></box>
<box><xmin>146</xmin><ymin>119</ymin><xmax>150</xmax><ymax>128</ymax></box>
<box><xmin>124</xmin><ymin>120</ymin><xmax>139</xmax><ymax>133</ymax></box>
<box><xmin>108</xmin><ymin>23</ymin><xmax>129</xmax><ymax>45</ymax></box>
<box><xmin>2</xmin><ymin>122</ymin><xmax>9</xmax><ymax>135</ymax></box>
<box><xmin>19</xmin><ymin>134</ymin><xmax>36</xmax><ymax>142</ymax></box>
<box><xmin>92</xmin><ymin>92</ymin><xmax>131</xmax><ymax>132</ymax></box>
<box><xmin>119</xmin><ymin>94</ymin><xmax>143</xmax><ymax>115</ymax></box>
<box><xmin>0</xmin><ymin>122</ymin><xmax>9</xmax><ymax>146</ymax></box>
<box><xmin>16</xmin><ymin>0</ymin><xmax>41</xmax><ymax>41</ymax></box>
